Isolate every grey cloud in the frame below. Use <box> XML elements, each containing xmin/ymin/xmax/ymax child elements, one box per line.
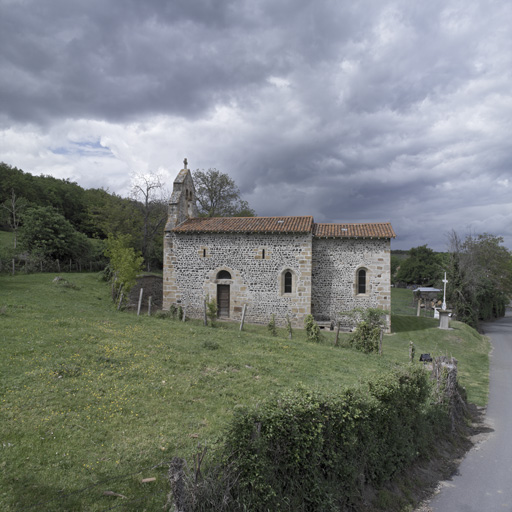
<box><xmin>1</xmin><ymin>0</ymin><xmax>277</xmax><ymax>124</ymax></box>
<box><xmin>1</xmin><ymin>0</ymin><xmax>512</xmax><ymax>251</ymax></box>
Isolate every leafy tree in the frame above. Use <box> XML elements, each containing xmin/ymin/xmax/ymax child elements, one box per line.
<box><xmin>1</xmin><ymin>189</ymin><xmax>26</xmax><ymax>250</ymax></box>
<box><xmin>193</xmin><ymin>168</ymin><xmax>255</xmax><ymax>217</ymax></box>
<box><xmin>83</xmin><ymin>188</ymin><xmax>143</xmax><ymax>241</ymax></box>
<box><xmin>1</xmin><ymin>189</ymin><xmax>28</xmax><ymax>274</ymax></box>
<box><xmin>395</xmin><ymin>245</ymin><xmax>442</xmax><ymax>285</ymax></box>
<box><xmin>390</xmin><ymin>254</ymin><xmax>401</xmax><ymax>282</ymax></box>
<box><xmin>19</xmin><ymin>206</ymin><xmax>92</xmax><ymax>261</ymax></box>
<box><xmin>0</xmin><ymin>163</ymin><xmax>89</xmax><ymax>232</ymax></box>
<box><xmin>447</xmin><ymin>232</ymin><xmax>512</xmax><ymax>326</ymax></box>
<box><xmin>104</xmin><ymin>234</ymin><xmax>144</xmax><ymax>301</ymax></box>
<box><xmin>0</xmin><ymin>163</ymin><xmax>34</xmax><ymax>214</ymax></box>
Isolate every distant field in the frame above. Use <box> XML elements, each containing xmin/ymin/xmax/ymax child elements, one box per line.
<box><xmin>391</xmin><ymin>286</ymin><xmax>416</xmax><ymax>315</ymax></box>
<box><xmin>0</xmin><ymin>273</ymin><xmax>490</xmax><ymax>511</ymax></box>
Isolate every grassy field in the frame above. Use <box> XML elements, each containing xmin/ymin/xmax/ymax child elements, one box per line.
<box><xmin>0</xmin><ymin>273</ymin><xmax>490</xmax><ymax>511</ymax></box>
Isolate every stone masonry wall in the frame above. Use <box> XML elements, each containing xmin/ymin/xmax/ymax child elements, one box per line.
<box><xmin>164</xmin><ymin>169</ymin><xmax>198</xmax><ymax>233</ymax></box>
<box><xmin>163</xmin><ymin>232</ymin><xmax>313</xmax><ymax>327</ymax></box>
<box><xmin>312</xmin><ymin>238</ymin><xmax>391</xmax><ymax>330</ymax></box>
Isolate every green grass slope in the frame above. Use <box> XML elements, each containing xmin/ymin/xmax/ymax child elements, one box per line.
<box><xmin>0</xmin><ymin>274</ymin><xmax>489</xmax><ymax>511</ymax></box>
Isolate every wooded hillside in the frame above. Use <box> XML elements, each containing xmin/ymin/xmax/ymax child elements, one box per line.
<box><xmin>0</xmin><ymin>162</ymin><xmax>166</xmax><ymax>271</ymax></box>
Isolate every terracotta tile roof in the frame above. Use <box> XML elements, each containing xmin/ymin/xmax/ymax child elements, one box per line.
<box><xmin>173</xmin><ymin>217</ymin><xmax>396</xmax><ymax>238</ymax></box>
<box><xmin>173</xmin><ymin>216</ymin><xmax>315</xmax><ymax>233</ymax></box>
<box><xmin>313</xmin><ymin>222</ymin><xmax>396</xmax><ymax>239</ymax></box>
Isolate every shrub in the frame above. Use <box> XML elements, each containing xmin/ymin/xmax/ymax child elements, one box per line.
<box><xmin>221</xmin><ymin>366</ymin><xmax>449</xmax><ymax>510</ymax></box>
<box><xmin>154</xmin><ymin>310</ymin><xmax>171</xmax><ymax>319</ymax></box>
<box><xmin>202</xmin><ymin>340</ymin><xmax>219</xmax><ymax>350</ymax></box>
<box><xmin>206</xmin><ymin>296</ymin><xmax>218</xmax><ymax>327</ymax></box>
<box><xmin>286</xmin><ymin>315</ymin><xmax>293</xmax><ymax>339</ymax></box>
<box><xmin>267</xmin><ymin>314</ymin><xmax>277</xmax><ymax>336</ymax></box>
<box><xmin>104</xmin><ymin>234</ymin><xmax>144</xmax><ymax>301</ymax></box>
<box><xmin>304</xmin><ymin>314</ymin><xmax>321</xmax><ymax>342</ymax></box>
<box><xmin>349</xmin><ymin>308</ymin><xmax>386</xmax><ymax>354</ymax></box>
<box><xmin>351</xmin><ymin>321</ymin><xmax>381</xmax><ymax>353</ymax></box>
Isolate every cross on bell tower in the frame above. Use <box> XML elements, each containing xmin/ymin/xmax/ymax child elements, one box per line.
<box><xmin>183</xmin><ymin>158</ymin><xmax>188</xmax><ymax>169</ymax></box>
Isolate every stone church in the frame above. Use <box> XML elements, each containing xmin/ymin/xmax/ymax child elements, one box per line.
<box><xmin>163</xmin><ymin>162</ymin><xmax>396</xmax><ymax>329</ymax></box>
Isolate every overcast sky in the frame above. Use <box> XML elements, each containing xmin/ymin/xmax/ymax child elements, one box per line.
<box><xmin>1</xmin><ymin>0</ymin><xmax>512</xmax><ymax>250</ymax></box>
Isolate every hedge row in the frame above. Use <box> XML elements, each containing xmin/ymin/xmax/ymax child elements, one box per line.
<box><xmin>221</xmin><ymin>365</ymin><xmax>450</xmax><ymax>511</ymax></box>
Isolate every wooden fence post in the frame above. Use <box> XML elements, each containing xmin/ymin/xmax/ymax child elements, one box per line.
<box><xmin>137</xmin><ymin>288</ymin><xmax>144</xmax><ymax>316</ymax></box>
<box><xmin>240</xmin><ymin>304</ymin><xmax>247</xmax><ymax>331</ymax></box>
<box><xmin>148</xmin><ymin>296</ymin><xmax>152</xmax><ymax>316</ymax></box>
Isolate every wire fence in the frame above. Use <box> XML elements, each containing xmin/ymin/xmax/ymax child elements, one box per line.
<box><xmin>0</xmin><ymin>255</ymin><xmax>107</xmax><ymax>275</ymax></box>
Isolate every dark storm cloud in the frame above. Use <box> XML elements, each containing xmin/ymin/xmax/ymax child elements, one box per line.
<box><xmin>0</xmin><ymin>0</ymin><xmax>278</xmax><ymax>124</ymax></box>
<box><xmin>1</xmin><ymin>0</ymin><xmax>512</xmax><ymax>250</ymax></box>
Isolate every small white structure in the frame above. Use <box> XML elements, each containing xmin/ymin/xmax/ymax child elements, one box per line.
<box><xmin>412</xmin><ymin>287</ymin><xmax>441</xmax><ymax>295</ymax></box>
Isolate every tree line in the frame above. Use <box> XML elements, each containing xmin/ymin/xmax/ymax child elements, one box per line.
<box><xmin>392</xmin><ymin>236</ymin><xmax>512</xmax><ymax>327</ymax></box>
<box><xmin>3</xmin><ymin>161</ymin><xmax>510</xmax><ymax>327</ymax></box>
<box><xmin>0</xmin><ymin>163</ymin><xmax>254</xmax><ymax>276</ymax></box>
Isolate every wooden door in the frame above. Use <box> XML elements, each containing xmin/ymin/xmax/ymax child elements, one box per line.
<box><xmin>217</xmin><ymin>285</ymin><xmax>230</xmax><ymax>317</ymax></box>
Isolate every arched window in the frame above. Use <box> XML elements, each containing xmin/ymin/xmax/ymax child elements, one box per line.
<box><xmin>357</xmin><ymin>269</ymin><xmax>366</xmax><ymax>294</ymax></box>
<box><xmin>281</xmin><ymin>269</ymin><xmax>295</xmax><ymax>295</ymax></box>
<box><xmin>217</xmin><ymin>270</ymin><xmax>232</xmax><ymax>280</ymax></box>
<box><xmin>284</xmin><ymin>271</ymin><xmax>292</xmax><ymax>294</ymax></box>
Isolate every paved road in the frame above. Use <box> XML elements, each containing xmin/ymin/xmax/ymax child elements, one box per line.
<box><xmin>428</xmin><ymin>310</ymin><xmax>512</xmax><ymax>512</ymax></box>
